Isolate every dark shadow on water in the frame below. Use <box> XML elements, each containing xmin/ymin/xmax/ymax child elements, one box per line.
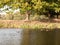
<box><xmin>21</xmin><ymin>28</ymin><xmax>60</xmax><ymax>45</ymax></box>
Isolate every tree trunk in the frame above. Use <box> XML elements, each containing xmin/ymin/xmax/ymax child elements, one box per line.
<box><xmin>48</xmin><ymin>13</ymin><xmax>50</xmax><ymax>18</ymax></box>
<box><xmin>57</xmin><ymin>15</ymin><xmax>58</xmax><ymax>19</ymax></box>
<box><xmin>25</xmin><ymin>13</ymin><xmax>30</xmax><ymax>21</ymax></box>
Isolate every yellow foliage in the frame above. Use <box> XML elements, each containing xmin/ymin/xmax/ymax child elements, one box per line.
<box><xmin>3</xmin><ymin>0</ymin><xmax>10</xmax><ymax>3</ymax></box>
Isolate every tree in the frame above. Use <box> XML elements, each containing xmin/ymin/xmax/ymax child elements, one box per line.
<box><xmin>0</xmin><ymin>0</ymin><xmax>60</xmax><ymax>20</ymax></box>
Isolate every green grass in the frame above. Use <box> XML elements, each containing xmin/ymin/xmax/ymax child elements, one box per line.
<box><xmin>0</xmin><ymin>22</ymin><xmax>57</xmax><ymax>30</ymax></box>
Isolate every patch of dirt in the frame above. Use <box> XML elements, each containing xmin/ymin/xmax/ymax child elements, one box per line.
<box><xmin>0</xmin><ymin>19</ymin><xmax>60</xmax><ymax>25</ymax></box>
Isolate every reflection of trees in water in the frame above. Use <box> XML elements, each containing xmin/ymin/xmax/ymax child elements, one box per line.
<box><xmin>21</xmin><ymin>29</ymin><xmax>55</xmax><ymax>45</ymax></box>
<box><xmin>21</xmin><ymin>30</ymin><xmax>30</xmax><ymax>45</ymax></box>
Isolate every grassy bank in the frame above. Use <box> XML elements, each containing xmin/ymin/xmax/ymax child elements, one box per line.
<box><xmin>0</xmin><ymin>20</ymin><xmax>59</xmax><ymax>30</ymax></box>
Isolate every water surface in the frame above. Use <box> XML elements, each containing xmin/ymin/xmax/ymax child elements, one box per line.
<box><xmin>0</xmin><ymin>29</ymin><xmax>23</xmax><ymax>45</ymax></box>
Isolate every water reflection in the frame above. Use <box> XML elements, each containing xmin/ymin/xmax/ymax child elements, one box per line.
<box><xmin>0</xmin><ymin>29</ymin><xmax>59</xmax><ymax>45</ymax></box>
<box><xmin>22</xmin><ymin>29</ymin><xmax>55</xmax><ymax>45</ymax></box>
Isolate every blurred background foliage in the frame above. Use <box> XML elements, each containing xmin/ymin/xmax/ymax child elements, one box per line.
<box><xmin>0</xmin><ymin>0</ymin><xmax>60</xmax><ymax>20</ymax></box>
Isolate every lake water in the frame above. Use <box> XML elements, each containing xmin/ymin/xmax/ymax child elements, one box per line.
<box><xmin>0</xmin><ymin>29</ymin><xmax>59</xmax><ymax>45</ymax></box>
<box><xmin>0</xmin><ymin>29</ymin><xmax>23</xmax><ymax>45</ymax></box>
